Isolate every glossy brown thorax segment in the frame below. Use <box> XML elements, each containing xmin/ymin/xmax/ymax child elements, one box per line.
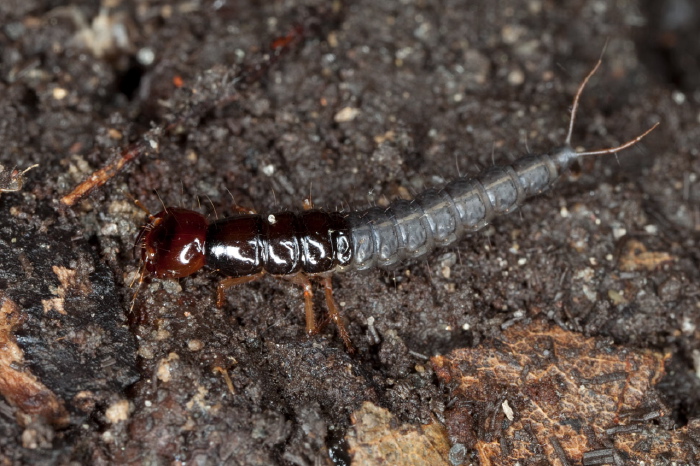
<box><xmin>206</xmin><ymin>214</ymin><xmax>263</xmax><ymax>277</ymax></box>
<box><xmin>205</xmin><ymin>210</ymin><xmax>353</xmax><ymax>277</ymax></box>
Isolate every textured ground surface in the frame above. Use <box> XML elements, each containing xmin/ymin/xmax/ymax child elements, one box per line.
<box><xmin>1</xmin><ymin>0</ymin><xmax>699</xmax><ymax>464</ymax></box>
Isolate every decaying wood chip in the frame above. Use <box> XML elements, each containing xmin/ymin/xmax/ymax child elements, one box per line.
<box><xmin>0</xmin><ymin>292</ymin><xmax>69</xmax><ymax>427</ymax></box>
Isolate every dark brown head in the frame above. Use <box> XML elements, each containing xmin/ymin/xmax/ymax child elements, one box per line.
<box><xmin>136</xmin><ymin>208</ymin><xmax>208</xmax><ymax>279</ymax></box>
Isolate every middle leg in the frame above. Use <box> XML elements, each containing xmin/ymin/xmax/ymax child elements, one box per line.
<box><xmin>217</xmin><ymin>272</ymin><xmax>264</xmax><ymax>308</ymax></box>
<box><xmin>283</xmin><ymin>272</ymin><xmax>317</xmax><ymax>336</ymax></box>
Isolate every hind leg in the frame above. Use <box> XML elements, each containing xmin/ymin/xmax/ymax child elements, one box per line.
<box><xmin>319</xmin><ymin>275</ymin><xmax>354</xmax><ymax>354</ymax></box>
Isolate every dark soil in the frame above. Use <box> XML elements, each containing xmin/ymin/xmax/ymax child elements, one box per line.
<box><xmin>1</xmin><ymin>0</ymin><xmax>698</xmax><ymax>464</ymax></box>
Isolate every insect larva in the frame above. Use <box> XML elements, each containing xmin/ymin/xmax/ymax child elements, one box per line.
<box><xmin>135</xmin><ymin>60</ymin><xmax>658</xmax><ymax>352</ymax></box>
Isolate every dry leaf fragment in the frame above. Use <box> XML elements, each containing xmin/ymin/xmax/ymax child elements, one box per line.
<box><xmin>431</xmin><ymin>319</ymin><xmax>697</xmax><ymax>464</ymax></box>
<box><xmin>347</xmin><ymin>401</ymin><xmax>451</xmax><ymax>466</ymax></box>
<box><xmin>618</xmin><ymin>239</ymin><xmax>675</xmax><ymax>271</ymax></box>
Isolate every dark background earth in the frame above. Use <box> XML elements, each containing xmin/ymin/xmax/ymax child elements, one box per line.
<box><xmin>1</xmin><ymin>0</ymin><xmax>699</xmax><ymax>464</ymax></box>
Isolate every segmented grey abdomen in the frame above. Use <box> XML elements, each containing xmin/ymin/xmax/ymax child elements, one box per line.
<box><xmin>345</xmin><ymin>152</ymin><xmax>561</xmax><ymax>271</ymax></box>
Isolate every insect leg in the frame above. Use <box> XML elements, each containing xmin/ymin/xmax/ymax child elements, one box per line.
<box><xmin>319</xmin><ymin>275</ymin><xmax>355</xmax><ymax>354</ymax></box>
<box><xmin>283</xmin><ymin>273</ymin><xmax>317</xmax><ymax>336</ymax></box>
<box><xmin>224</xmin><ymin>187</ymin><xmax>257</xmax><ymax>214</ymax></box>
<box><xmin>217</xmin><ymin>272</ymin><xmax>264</xmax><ymax>308</ymax></box>
<box><xmin>230</xmin><ymin>205</ymin><xmax>257</xmax><ymax>215</ymax></box>
<box><xmin>129</xmin><ymin>262</ymin><xmax>148</xmax><ymax>313</ymax></box>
